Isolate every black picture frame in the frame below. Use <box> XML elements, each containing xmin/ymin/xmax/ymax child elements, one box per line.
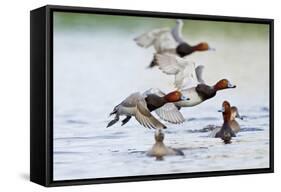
<box><xmin>30</xmin><ymin>4</ymin><xmax>274</xmax><ymax>187</ymax></box>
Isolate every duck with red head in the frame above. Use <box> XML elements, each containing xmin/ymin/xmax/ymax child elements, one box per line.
<box><xmin>173</xmin><ymin>78</ymin><xmax>236</xmax><ymax>108</ymax></box>
<box><xmin>207</xmin><ymin>105</ymin><xmax>243</xmax><ymax>137</ymax></box>
<box><xmin>134</xmin><ymin>19</ymin><xmax>215</xmax><ymax>68</ymax></box>
<box><xmin>143</xmin><ymin>79</ymin><xmax>236</xmax><ymax>124</ymax></box>
<box><xmin>147</xmin><ymin>54</ymin><xmax>237</xmax><ymax>123</ymax></box>
<box><xmin>107</xmin><ymin>89</ymin><xmax>189</xmax><ymax>129</ymax></box>
<box><xmin>215</xmin><ymin>101</ymin><xmax>236</xmax><ymax>144</ymax></box>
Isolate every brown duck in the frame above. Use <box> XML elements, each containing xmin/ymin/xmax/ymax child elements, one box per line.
<box><xmin>147</xmin><ymin>129</ymin><xmax>184</xmax><ymax>160</ymax></box>
<box><xmin>215</xmin><ymin>101</ymin><xmax>236</xmax><ymax>144</ymax></box>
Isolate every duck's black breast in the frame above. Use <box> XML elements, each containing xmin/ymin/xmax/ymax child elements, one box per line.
<box><xmin>176</xmin><ymin>42</ymin><xmax>194</xmax><ymax>57</ymax></box>
<box><xmin>145</xmin><ymin>94</ymin><xmax>166</xmax><ymax>112</ymax></box>
<box><xmin>196</xmin><ymin>84</ymin><xmax>216</xmax><ymax>101</ymax></box>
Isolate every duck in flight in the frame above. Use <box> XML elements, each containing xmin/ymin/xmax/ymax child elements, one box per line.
<box><xmin>134</xmin><ymin>19</ymin><xmax>214</xmax><ymax>68</ymax></box>
<box><xmin>150</xmin><ymin>54</ymin><xmax>236</xmax><ymax>123</ymax></box>
<box><xmin>107</xmin><ymin>90</ymin><xmax>190</xmax><ymax>129</ymax></box>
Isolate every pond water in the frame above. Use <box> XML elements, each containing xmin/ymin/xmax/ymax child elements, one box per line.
<box><xmin>53</xmin><ymin>16</ymin><xmax>270</xmax><ymax>180</ymax></box>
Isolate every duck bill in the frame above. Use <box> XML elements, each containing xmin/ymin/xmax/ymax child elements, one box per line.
<box><xmin>236</xmin><ymin>113</ymin><xmax>244</xmax><ymax>120</ymax></box>
<box><xmin>218</xmin><ymin>107</ymin><xmax>225</xmax><ymax>113</ymax></box>
<box><xmin>208</xmin><ymin>47</ymin><xmax>216</xmax><ymax>51</ymax></box>
<box><xmin>227</xmin><ymin>82</ymin><xmax>236</xmax><ymax>88</ymax></box>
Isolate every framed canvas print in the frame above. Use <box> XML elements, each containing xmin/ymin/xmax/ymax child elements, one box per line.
<box><xmin>30</xmin><ymin>5</ymin><xmax>274</xmax><ymax>187</ymax></box>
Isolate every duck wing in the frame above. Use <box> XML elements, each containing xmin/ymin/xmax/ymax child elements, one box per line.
<box><xmin>177</xmin><ymin>64</ymin><xmax>206</xmax><ymax>89</ymax></box>
<box><xmin>120</xmin><ymin>92</ymin><xmax>142</xmax><ymax>107</ymax></box>
<box><xmin>141</xmin><ymin>88</ymin><xmax>185</xmax><ymax>124</ymax></box>
<box><xmin>195</xmin><ymin>65</ymin><xmax>205</xmax><ymax>84</ymax></box>
<box><xmin>120</xmin><ymin>93</ymin><xmax>166</xmax><ymax>129</ymax></box>
<box><xmin>153</xmin><ymin>31</ymin><xmax>178</xmax><ymax>53</ymax></box>
<box><xmin>135</xmin><ymin>97</ymin><xmax>167</xmax><ymax>129</ymax></box>
<box><xmin>171</xmin><ymin>21</ymin><xmax>185</xmax><ymax>44</ymax></box>
<box><xmin>134</xmin><ymin>28</ymin><xmax>171</xmax><ymax>49</ymax></box>
<box><xmin>155</xmin><ymin>103</ymin><xmax>185</xmax><ymax>124</ymax></box>
<box><xmin>142</xmin><ymin>88</ymin><xmax>166</xmax><ymax>97</ymax></box>
<box><xmin>155</xmin><ymin>53</ymin><xmax>198</xmax><ymax>89</ymax></box>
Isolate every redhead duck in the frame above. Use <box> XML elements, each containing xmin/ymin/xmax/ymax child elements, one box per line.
<box><xmin>171</xmin><ymin>20</ymin><xmax>215</xmax><ymax>57</ymax></box>
<box><xmin>215</xmin><ymin>101</ymin><xmax>236</xmax><ymax>144</ymax></box>
<box><xmin>143</xmin><ymin>88</ymin><xmax>186</xmax><ymax>124</ymax></box>
<box><xmin>147</xmin><ymin>129</ymin><xmax>184</xmax><ymax>160</ymax></box>
<box><xmin>134</xmin><ymin>19</ymin><xmax>214</xmax><ymax>68</ymax></box>
<box><xmin>107</xmin><ymin>90</ymin><xmax>190</xmax><ymax>129</ymax></box>
<box><xmin>209</xmin><ymin>105</ymin><xmax>243</xmax><ymax>137</ymax></box>
<box><xmin>152</xmin><ymin>54</ymin><xmax>236</xmax><ymax>122</ymax></box>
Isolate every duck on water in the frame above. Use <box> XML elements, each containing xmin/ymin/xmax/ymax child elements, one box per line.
<box><xmin>215</xmin><ymin>101</ymin><xmax>238</xmax><ymax>144</ymax></box>
<box><xmin>134</xmin><ymin>19</ymin><xmax>215</xmax><ymax>68</ymax></box>
<box><xmin>147</xmin><ymin>128</ymin><xmax>184</xmax><ymax>160</ymax></box>
<box><xmin>208</xmin><ymin>104</ymin><xmax>243</xmax><ymax>136</ymax></box>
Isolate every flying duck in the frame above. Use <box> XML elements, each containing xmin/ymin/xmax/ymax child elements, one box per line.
<box><xmin>107</xmin><ymin>90</ymin><xmax>189</xmax><ymax>129</ymax></box>
<box><xmin>134</xmin><ymin>19</ymin><xmax>214</xmax><ymax>68</ymax></box>
<box><xmin>152</xmin><ymin>54</ymin><xmax>236</xmax><ymax>122</ymax></box>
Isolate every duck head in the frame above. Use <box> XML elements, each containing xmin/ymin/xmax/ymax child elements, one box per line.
<box><xmin>155</xmin><ymin>129</ymin><xmax>164</xmax><ymax>142</ymax></box>
<box><xmin>164</xmin><ymin>90</ymin><xmax>190</xmax><ymax>102</ymax></box>
<box><xmin>218</xmin><ymin>101</ymin><xmax>232</xmax><ymax>122</ymax></box>
<box><xmin>231</xmin><ymin>106</ymin><xmax>243</xmax><ymax>120</ymax></box>
<box><xmin>214</xmin><ymin>79</ymin><xmax>236</xmax><ymax>91</ymax></box>
<box><xmin>193</xmin><ymin>42</ymin><xmax>215</xmax><ymax>51</ymax></box>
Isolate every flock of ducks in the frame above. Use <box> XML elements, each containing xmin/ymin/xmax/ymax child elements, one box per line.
<box><xmin>107</xmin><ymin>19</ymin><xmax>243</xmax><ymax>159</ymax></box>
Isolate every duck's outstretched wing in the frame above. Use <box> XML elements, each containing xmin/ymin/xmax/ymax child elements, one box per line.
<box><xmin>155</xmin><ymin>53</ymin><xmax>188</xmax><ymax>74</ymax></box>
<box><xmin>142</xmin><ymin>88</ymin><xmax>185</xmax><ymax>124</ymax></box>
<box><xmin>134</xmin><ymin>28</ymin><xmax>170</xmax><ymax>48</ymax></box>
<box><xmin>177</xmin><ymin>64</ymin><xmax>205</xmax><ymax>89</ymax></box>
<box><xmin>171</xmin><ymin>19</ymin><xmax>185</xmax><ymax>43</ymax></box>
<box><xmin>142</xmin><ymin>88</ymin><xmax>166</xmax><ymax>97</ymax></box>
<box><xmin>155</xmin><ymin>54</ymin><xmax>198</xmax><ymax>89</ymax></box>
<box><xmin>195</xmin><ymin>65</ymin><xmax>205</xmax><ymax>84</ymax></box>
<box><xmin>135</xmin><ymin>97</ymin><xmax>167</xmax><ymax>129</ymax></box>
<box><xmin>120</xmin><ymin>92</ymin><xmax>142</xmax><ymax>107</ymax></box>
<box><xmin>134</xmin><ymin>28</ymin><xmax>178</xmax><ymax>53</ymax></box>
<box><xmin>155</xmin><ymin>103</ymin><xmax>185</xmax><ymax>124</ymax></box>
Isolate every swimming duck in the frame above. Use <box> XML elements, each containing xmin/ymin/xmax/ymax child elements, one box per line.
<box><xmin>147</xmin><ymin>128</ymin><xmax>184</xmax><ymax>160</ymax></box>
<box><xmin>107</xmin><ymin>90</ymin><xmax>189</xmax><ymax>129</ymax></box>
<box><xmin>215</xmin><ymin>101</ymin><xmax>236</xmax><ymax>144</ymax></box>
<box><xmin>229</xmin><ymin>106</ymin><xmax>243</xmax><ymax>133</ymax></box>
<box><xmin>151</xmin><ymin>54</ymin><xmax>236</xmax><ymax>122</ymax></box>
<box><xmin>209</xmin><ymin>105</ymin><xmax>243</xmax><ymax>137</ymax></box>
<box><xmin>134</xmin><ymin>19</ymin><xmax>214</xmax><ymax>68</ymax></box>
